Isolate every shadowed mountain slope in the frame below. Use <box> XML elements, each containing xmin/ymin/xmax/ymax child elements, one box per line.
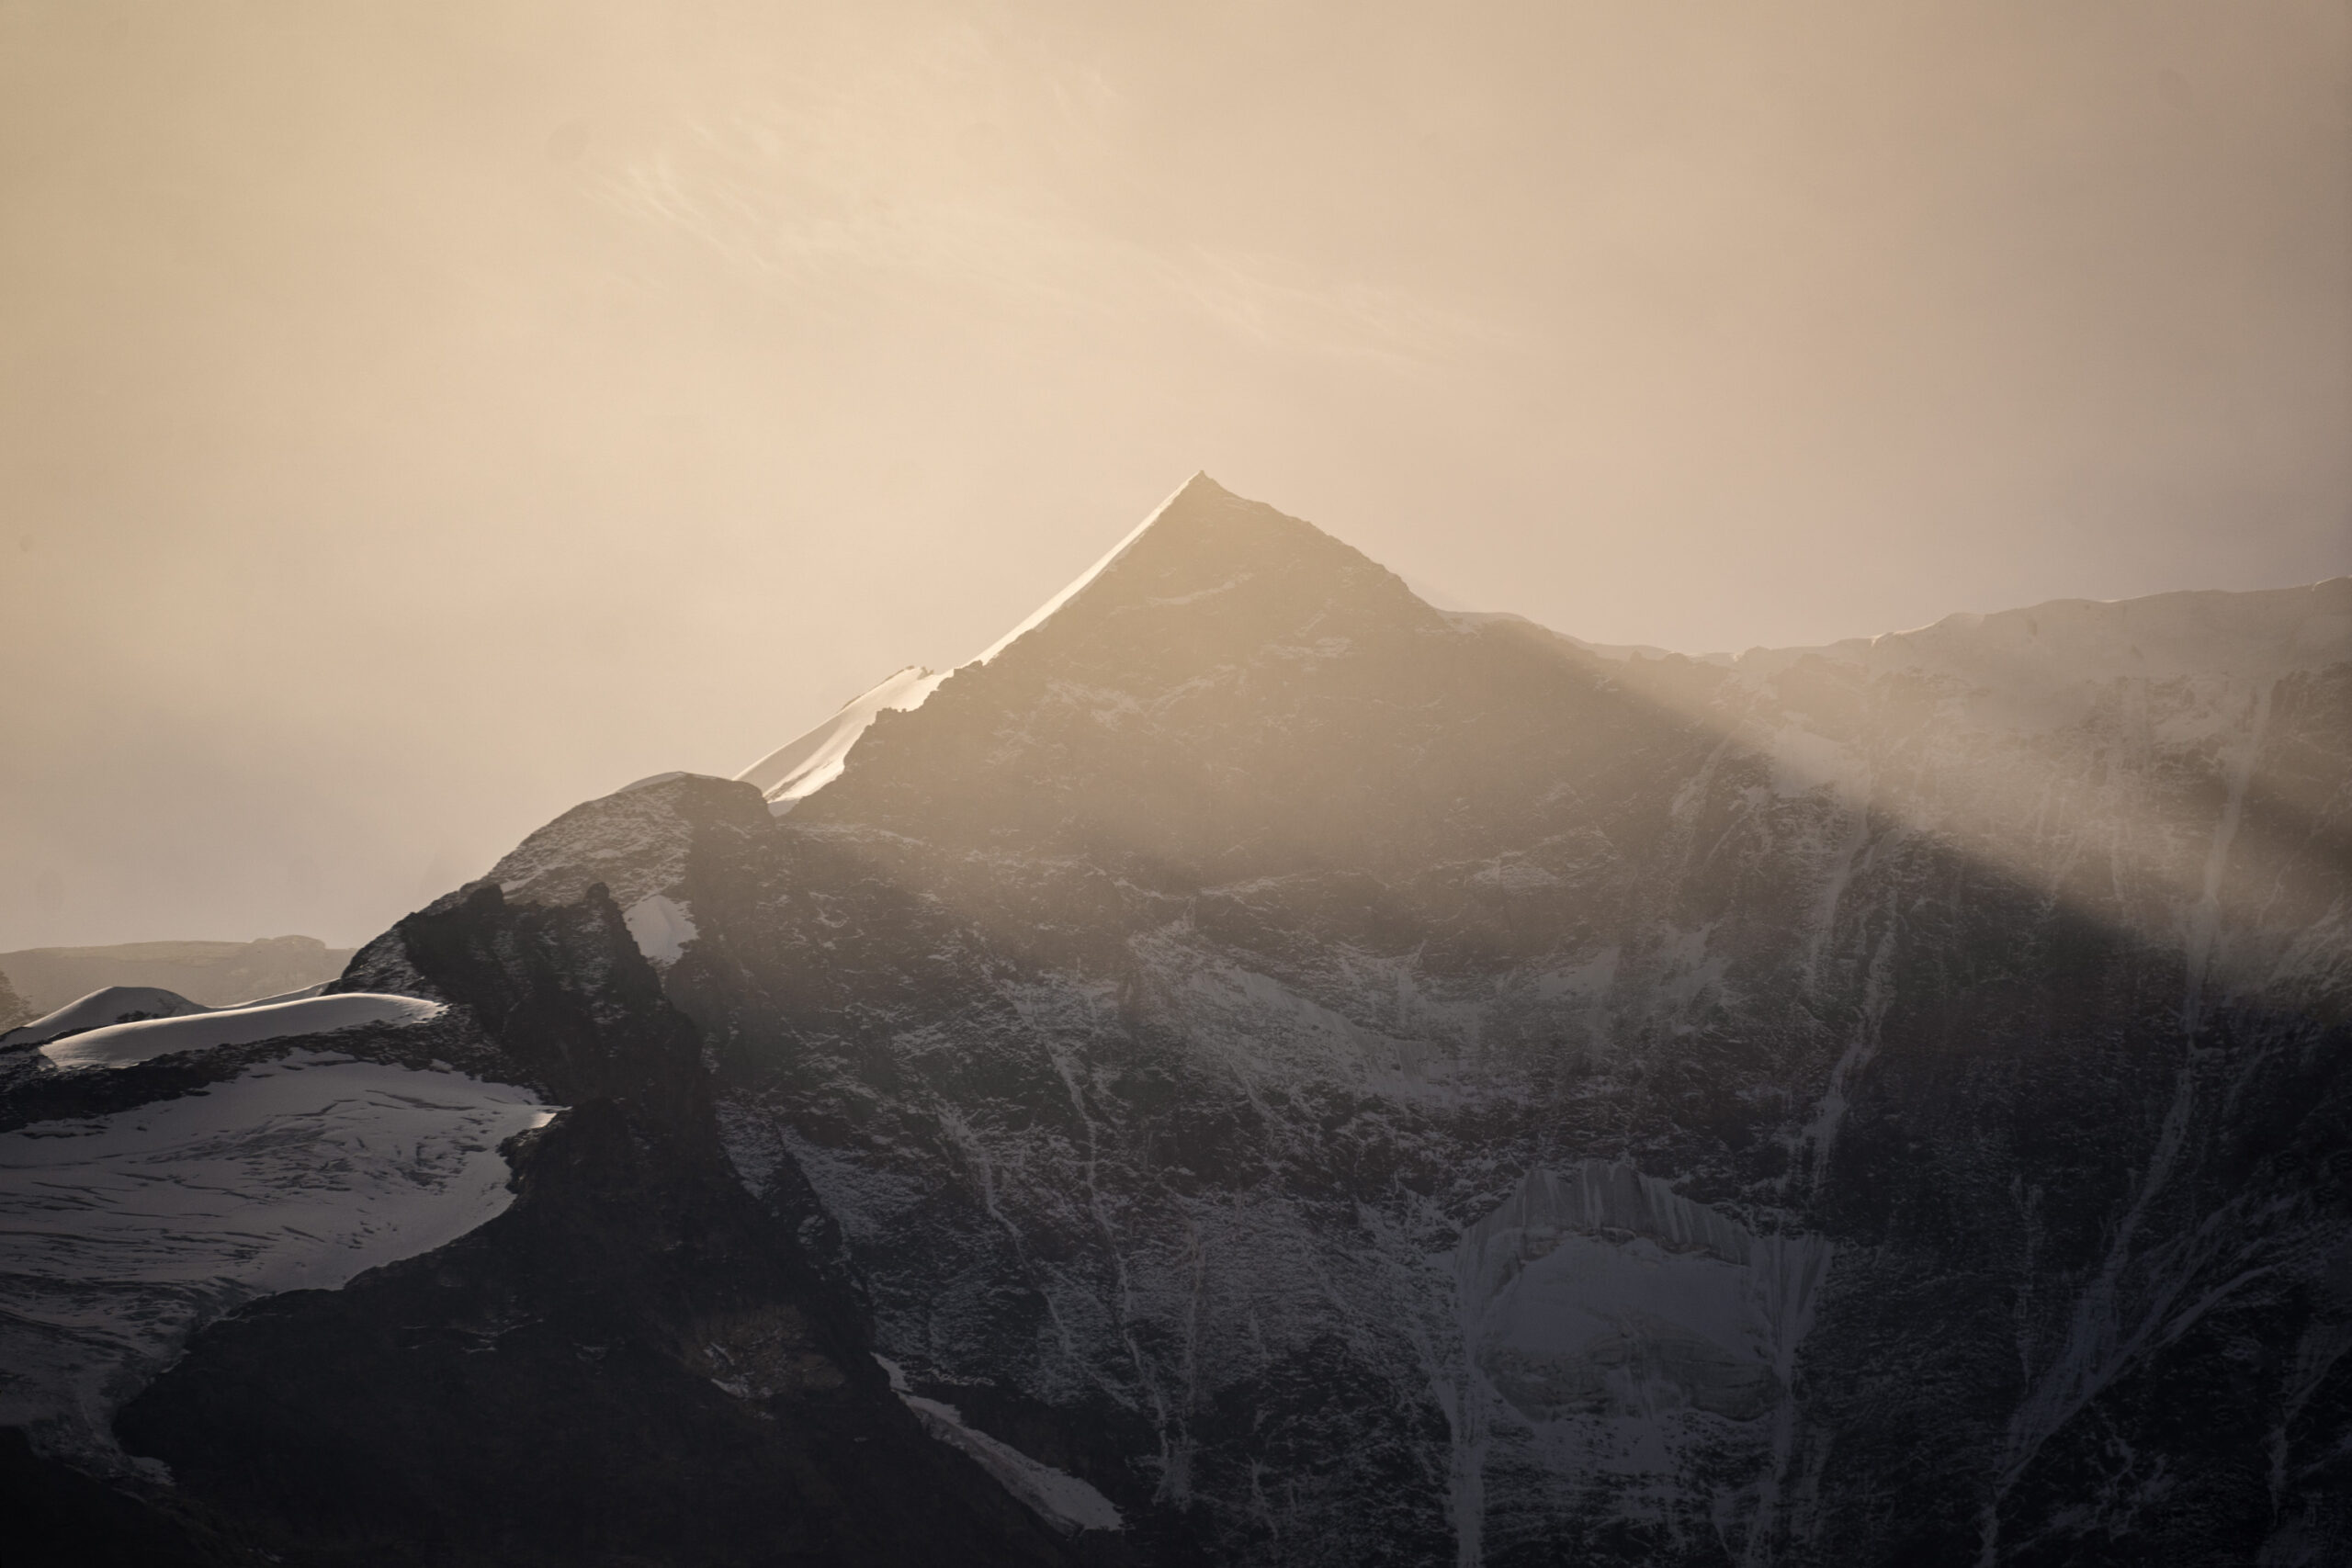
<box><xmin>454</xmin><ymin>477</ymin><xmax>2352</xmax><ymax>1564</ymax></box>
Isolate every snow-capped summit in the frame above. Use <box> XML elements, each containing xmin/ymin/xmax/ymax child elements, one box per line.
<box><xmin>965</xmin><ymin>468</ymin><xmax>1222</xmax><ymax>666</ymax></box>
<box><xmin>733</xmin><ymin>472</ymin><xmax>1347</xmax><ymax>815</ymax></box>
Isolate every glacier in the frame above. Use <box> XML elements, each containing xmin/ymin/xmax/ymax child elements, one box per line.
<box><xmin>0</xmin><ymin>1053</ymin><xmax>551</xmax><ymax>1465</ymax></box>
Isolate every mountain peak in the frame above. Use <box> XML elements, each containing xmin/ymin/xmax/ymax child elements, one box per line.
<box><xmin>949</xmin><ymin>474</ymin><xmax>1442</xmax><ymax>698</ymax></box>
<box><xmin>740</xmin><ymin>475</ymin><xmax>1430</xmax><ymax>812</ymax></box>
<box><xmin>968</xmin><ymin>470</ymin><xmax>1251</xmax><ymax>667</ymax></box>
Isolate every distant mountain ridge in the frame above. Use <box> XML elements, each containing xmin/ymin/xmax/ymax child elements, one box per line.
<box><xmin>1557</xmin><ymin>573</ymin><xmax>2350</xmax><ymax>683</ymax></box>
<box><xmin>0</xmin><ymin>936</ymin><xmax>356</xmax><ymax>1015</ymax></box>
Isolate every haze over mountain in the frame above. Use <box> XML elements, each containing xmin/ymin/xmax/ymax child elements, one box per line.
<box><xmin>5</xmin><ymin>6</ymin><xmax>2346</xmax><ymax>1554</ymax></box>
<box><xmin>3</xmin><ymin>1</ymin><xmax>2346</xmax><ymax>956</ymax></box>
<box><xmin>0</xmin><ymin>938</ymin><xmax>356</xmax><ymax>1018</ymax></box>
<box><xmin>6</xmin><ymin>478</ymin><xmax>2346</xmax><ymax>1565</ymax></box>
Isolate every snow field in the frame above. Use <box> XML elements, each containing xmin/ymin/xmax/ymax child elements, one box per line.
<box><xmin>0</xmin><ymin>1053</ymin><xmax>553</xmax><ymax>1463</ymax></box>
<box><xmin>40</xmin><ymin>993</ymin><xmax>445</xmax><ymax>1070</ymax></box>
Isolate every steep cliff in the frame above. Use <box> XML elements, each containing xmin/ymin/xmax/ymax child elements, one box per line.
<box><xmin>439</xmin><ymin>477</ymin><xmax>2350</xmax><ymax>1563</ymax></box>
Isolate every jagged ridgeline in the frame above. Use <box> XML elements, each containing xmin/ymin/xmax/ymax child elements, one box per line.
<box><xmin>5</xmin><ymin>475</ymin><xmax>2347</xmax><ymax>1567</ymax></box>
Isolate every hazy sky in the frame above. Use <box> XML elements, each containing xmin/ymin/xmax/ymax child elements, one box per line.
<box><xmin>3</xmin><ymin>0</ymin><xmax>2347</xmax><ymax>951</ymax></box>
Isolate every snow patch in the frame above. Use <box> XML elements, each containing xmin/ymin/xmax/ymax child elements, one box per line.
<box><xmin>736</xmin><ymin>664</ymin><xmax>949</xmax><ymax>812</ymax></box>
<box><xmin>875</xmin><ymin>1355</ymin><xmax>1123</xmax><ymax>1532</ymax></box>
<box><xmin>732</xmin><ymin>474</ymin><xmax>1225</xmax><ymax>813</ymax></box>
<box><xmin>233</xmin><ymin>982</ymin><xmax>329</xmax><ymax>1008</ymax></box>
<box><xmin>967</xmin><ymin>472</ymin><xmax>1206</xmax><ymax>668</ymax></box>
<box><xmin>40</xmin><ymin>993</ymin><xmax>445</xmax><ymax>1071</ymax></box>
<box><xmin>623</xmin><ymin>894</ymin><xmax>697</xmax><ymax>968</ymax></box>
<box><xmin>0</xmin><ymin>1054</ymin><xmax>554</xmax><ymax>1463</ymax></box>
<box><xmin>1</xmin><ymin>987</ymin><xmax>209</xmax><ymax>1048</ymax></box>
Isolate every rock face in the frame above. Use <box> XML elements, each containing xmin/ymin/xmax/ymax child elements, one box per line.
<box><xmin>5</xmin><ymin>882</ymin><xmax>1111</xmax><ymax>1568</ymax></box>
<box><xmin>8</xmin><ymin>477</ymin><xmax>2345</xmax><ymax>1565</ymax></box>
<box><xmin>424</xmin><ymin>477</ymin><xmax>2347</xmax><ymax>1565</ymax></box>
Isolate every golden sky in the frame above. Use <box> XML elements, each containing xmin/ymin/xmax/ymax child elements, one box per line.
<box><xmin>2</xmin><ymin>0</ymin><xmax>2346</xmax><ymax>948</ymax></box>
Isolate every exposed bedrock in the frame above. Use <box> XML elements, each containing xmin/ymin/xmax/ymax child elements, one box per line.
<box><xmin>413</xmin><ymin>482</ymin><xmax>2351</xmax><ymax>1563</ymax></box>
<box><xmin>85</xmin><ymin>874</ymin><xmax>1122</xmax><ymax>1568</ymax></box>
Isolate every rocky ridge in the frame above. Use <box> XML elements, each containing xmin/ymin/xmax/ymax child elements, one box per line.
<box><xmin>450</xmin><ymin>477</ymin><xmax>2352</xmax><ymax>1563</ymax></box>
<box><xmin>6</xmin><ymin>475</ymin><xmax>2346</xmax><ymax>1566</ymax></box>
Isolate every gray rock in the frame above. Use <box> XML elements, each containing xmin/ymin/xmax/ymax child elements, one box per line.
<box><xmin>455</xmin><ymin>478</ymin><xmax>2348</xmax><ymax>1563</ymax></box>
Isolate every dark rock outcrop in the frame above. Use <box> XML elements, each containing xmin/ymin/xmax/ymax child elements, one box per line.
<box><xmin>72</xmin><ymin>881</ymin><xmax>1116</xmax><ymax>1567</ymax></box>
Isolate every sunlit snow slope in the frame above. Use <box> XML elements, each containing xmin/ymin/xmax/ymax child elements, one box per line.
<box><xmin>731</xmin><ymin>472</ymin><xmax>1204</xmax><ymax>815</ymax></box>
<box><xmin>736</xmin><ymin>665</ymin><xmax>947</xmax><ymax>813</ymax></box>
<box><xmin>0</xmin><ymin>987</ymin><xmax>209</xmax><ymax>1049</ymax></box>
<box><xmin>0</xmin><ymin>1054</ymin><xmax>551</xmax><ymax>1464</ymax></box>
<box><xmin>40</xmin><ymin>993</ymin><xmax>443</xmax><ymax>1070</ymax></box>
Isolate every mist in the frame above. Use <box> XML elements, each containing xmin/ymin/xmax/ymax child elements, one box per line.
<box><xmin>3</xmin><ymin>0</ymin><xmax>2346</xmax><ymax>950</ymax></box>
